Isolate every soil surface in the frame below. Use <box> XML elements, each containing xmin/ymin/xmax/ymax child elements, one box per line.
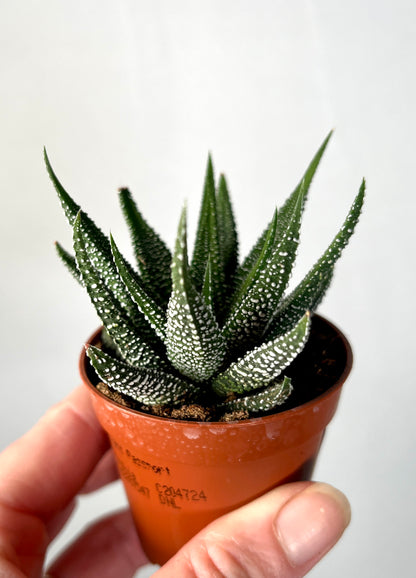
<box><xmin>86</xmin><ymin>314</ymin><xmax>349</xmax><ymax>422</ymax></box>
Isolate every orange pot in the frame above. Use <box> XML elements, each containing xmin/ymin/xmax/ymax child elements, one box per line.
<box><xmin>79</xmin><ymin>314</ymin><xmax>352</xmax><ymax>565</ymax></box>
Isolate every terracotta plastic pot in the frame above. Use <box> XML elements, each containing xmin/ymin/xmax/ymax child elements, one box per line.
<box><xmin>79</xmin><ymin>314</ymin><xmax>352</xmax><ymax>565</ymax></box>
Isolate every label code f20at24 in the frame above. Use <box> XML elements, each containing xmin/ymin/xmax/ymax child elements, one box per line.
<box><xmin>155</xmin><ymin>483</ymin><xmax>208</xmax><ymax>506</ymax></box>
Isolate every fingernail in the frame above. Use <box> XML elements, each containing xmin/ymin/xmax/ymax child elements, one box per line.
<box><xmin>274</xmin><ymin>483</ymin><xmax>351</xmax><ymax>568</ymax></box>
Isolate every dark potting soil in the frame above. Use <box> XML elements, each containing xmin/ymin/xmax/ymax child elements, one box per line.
<box><xmin>87</xmin><ymin>314</ymin><xmax>348</xmax><ymax>422</ymax></box>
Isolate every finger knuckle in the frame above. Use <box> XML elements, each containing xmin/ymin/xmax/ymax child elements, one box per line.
<box><xmin>185</xmin><ymin>534</ymin><xmax>252</xmax><ymax>578</ymax></box>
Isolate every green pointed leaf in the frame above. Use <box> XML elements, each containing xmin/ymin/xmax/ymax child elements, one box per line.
<box><xmin>276</xmin><ymin>130</ymin><xmax>333</xmax><ymax>231</ymax></box>
<box><xmin>267</xmin><ymin>179</ymin><xmax>365</xmax><ymax>339</ymax></box>
<box><xmin>230</xmin><ymin>187</ymin><xmax>301</xmax><ymax>310</ymax></box>
<box><xmin>44</xmin><ymin>148</ymin><xmax>80</xmax><ymax>225</ymax></box>
<box><xmin>233</xmin><ymin>130</ymin><xmax>333</xmax><ymax>293</ymax></box>
<box><xmin>227</xmin><ymin>209</ymin><xmax>278</xmax><ymax>314</ymax></box>
<box><xmin>221</xmin><ymin>376</ymin><xmax>293</xmax><ymax>414</ymax></box>
<box><xmin>213</xmin><ymin>313</ymin><xmax>310</xmax><ymax>396</ymax></box>
<box><xmin>46</xmin><ymin>151</ymin><xmax>142</xmax><ymax>324</ymax></box>
<box><xmin>55</xmin><ymin>241</ymin><xmax>82</xmax><ymax>284</ymax></box>
<box><xmin>166</xmin><ymin>207</ymin><xmax>226</xmax><ymax>381</ymax></box>
<box><xmin>302</xmin><ymin>129</ymin><xmax>333</xmax><ymax>190</ymax></box>
<box><xmin>110</xmin><ymin>235</ymin><xmax>166</xmax><ymax>340</ymax></box>
<box><xmin>87</xmin><ymin>345</ymin><xmax>196</xmax><ymax>406</ymax></box>
<box><xmin>190</xmin><ymin>156</ymin><xmax>225</xmax><ymax>316</ymax></box>
<box><xmin>231</xmin><ymin>221</ymin><xmax>272</xmax><ymax>308</ymax></box>
<box><xmin>223</xmin><ymin>182</ymin><xmax>306</xmax><ymax>351</ymax></box>
<box><xmin>217</xmin><ymin>173</ymin><xmax>239</xmax><ymax>282</ymax></box>
<box><xmin>118</xmin><ymin>187</ymin><xmax>172</xmax><ymax>305</ymax></box>
<box><xmin>191</xmin><ymin>155</ymin><xmax>216</xmax><ymax>289</ymax></box>
<box><xmin>267</xmin><ymin>270</ymin><xmax>333</xmax><ymax>339</ymax></box>
<box><xmin>73</xmin><ymin>211</ymin><xmax>163</xmax><ymax>369</ymax></box>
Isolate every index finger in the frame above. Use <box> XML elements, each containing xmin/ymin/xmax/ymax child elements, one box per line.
<box><xmin>0</xmin><ymin>386</ymin><xmax>109</xmax><ymax>528</ymax></box>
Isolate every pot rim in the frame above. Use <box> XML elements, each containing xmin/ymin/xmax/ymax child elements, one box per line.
<box><xmin>79</xmin><ymin>313</ymin><xmax>352</xmax><ymax>427</ymax></box>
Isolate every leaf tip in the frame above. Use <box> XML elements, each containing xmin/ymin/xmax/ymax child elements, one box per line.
<box><xmin>206</xmin><ymin>152</ymin><xmax>215</xmax><ymax>177</ymax></box>
<box><xmin>74</xmin><ymin>209</ymin><xmax>82</xmax><ymax>224</ymax></box>
<box><xmin>43</xmin><ymin>147</ymin><xmax>52</xmax><ymax>171</ymax></box>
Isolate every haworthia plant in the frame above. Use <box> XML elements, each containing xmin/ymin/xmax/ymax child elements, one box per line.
<box><xmin>48</xmin><ymin>131</ymin><xmax>365</xmax><ymax>420</ymax></box>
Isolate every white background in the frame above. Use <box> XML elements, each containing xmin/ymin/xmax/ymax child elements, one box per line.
<box><xmin>1</xmin><ymin>1</ymin><xmax>415</xmax><ymax>576</ymax></box>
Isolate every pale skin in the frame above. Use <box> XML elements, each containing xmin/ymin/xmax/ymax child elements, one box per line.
<box><xmin>0</xmin><ymin>387</ymin><xmax>351</xmax><ymax>577</ymax></box>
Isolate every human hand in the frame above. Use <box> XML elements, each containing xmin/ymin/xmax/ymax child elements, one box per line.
<box><xmin>0</xmin><ymin>386</ymin><xmax>350</xmax><ymax>577</ymax></box>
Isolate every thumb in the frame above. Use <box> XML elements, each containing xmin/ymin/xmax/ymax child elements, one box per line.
<box><xmin>155</xmin><ymin>482</ymin><xmax>351</xmax><ymax>578</ymax></box>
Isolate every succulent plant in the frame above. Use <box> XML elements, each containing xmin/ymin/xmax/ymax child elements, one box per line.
<box><xmin>47</xmin><ymin>132</ymin><xmax>365</xmax><ymax>420</ymax></box>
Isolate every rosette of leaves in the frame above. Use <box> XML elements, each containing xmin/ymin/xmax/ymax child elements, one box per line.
<box><xmin>47</xmin><ymin>131</ymin><xmax>365</xmax><ymax>420</ymax></box>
